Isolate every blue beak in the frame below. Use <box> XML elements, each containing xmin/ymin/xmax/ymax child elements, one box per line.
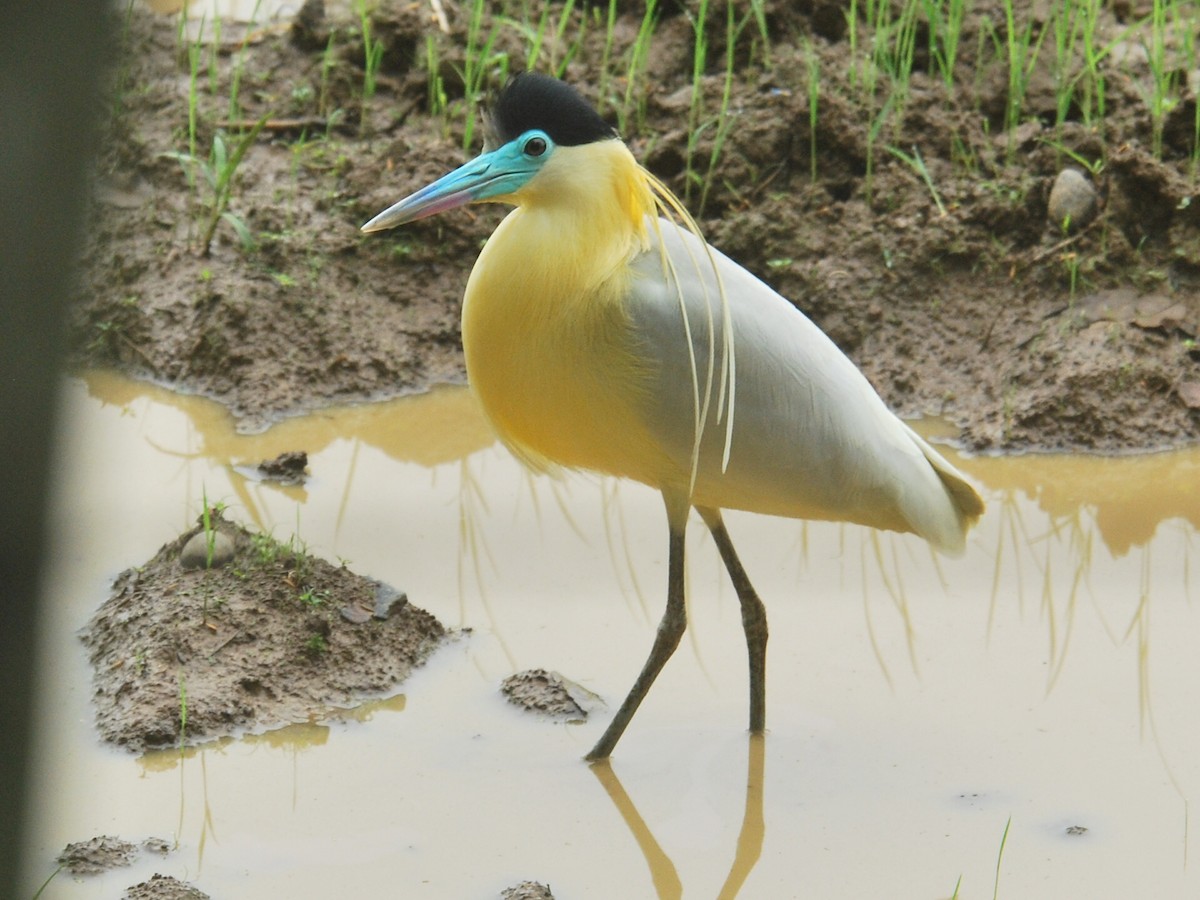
<box><xmin>361</xmin><ymin>140</ymin><xmax>541</xmax><ymax>233</ymax></box>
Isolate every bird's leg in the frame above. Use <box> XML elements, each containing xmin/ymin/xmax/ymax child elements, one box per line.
<box><xmin>698</xmin><ymin>507</ymin><xmax>768</xmax><ymax>733</ymax></box>
<box><xmin>586</xmin><ymin>523</ymin><xmax>687</xmax><ymax>761</ymax></box>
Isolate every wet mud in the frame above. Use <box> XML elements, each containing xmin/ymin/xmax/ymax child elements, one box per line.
<box><xmin>74</xmin><ymin>0</ymin><xmax>1200</xmax><ymax>451</ymax></box>
<box><xmin>81</xmin><ymin>509</ymin><xmax>447</xmax><ymax>751</ymax></box>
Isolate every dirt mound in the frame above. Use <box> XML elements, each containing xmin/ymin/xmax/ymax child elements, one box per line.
<box><xmin>82</xmin><ymin>510</ymin><xmax>447</xmax><ymax>751</ymax></box>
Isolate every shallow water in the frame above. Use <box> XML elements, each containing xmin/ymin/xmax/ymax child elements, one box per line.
<box><xmin>22</xmin><ymin>371</ymin><xmax>1200</xmax><ymax>898</ymax></box>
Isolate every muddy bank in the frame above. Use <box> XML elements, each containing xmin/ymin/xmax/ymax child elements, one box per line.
<box><xmin>72</xmin><ymin>1</ymin><xmax>1200</xmax><ymax>450</ymax></box>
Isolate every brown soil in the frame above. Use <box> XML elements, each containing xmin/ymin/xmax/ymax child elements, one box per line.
<box><xmin>56</xmin><ymin>835</ymin><xmax>169</xmax><ymax>876</ymax></box>
<box><xmin>56</xmin><ymin>836</ymin><xmax>209</xmax><ymax>898</ymax></box>
<box><xmin>82</xmin><ymin>510</ymin><xmax>447</xmax><ymax>751</ymax></box>
<box><xmin>74</xmin><ymin>1</ymin><xmax>1200</xmax><ymax>450</ymax></box>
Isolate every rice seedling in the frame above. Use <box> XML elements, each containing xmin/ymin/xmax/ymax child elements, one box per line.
<box><xmin>697</xmin><ymin>0</ymin><xmax>741</xmax><ymax>215</ymax></box>
<box><xmin>208</xmin><ymin>15</ymin><xmax>222</xmax><ymax>96</ymax></box>
<box><xmin>595</xmin><ymin>0</ymin><xmax>619</xmax><ymax>114</ymax></box>
<box><xmin>1062</xmin><ymin>247</ymin><xmax>1081</xmax><ymax>299</ymax></box>
<box><xmin>843</xmin><ymin>0</ymin><xmax>924</xmax><ymax>184</ymax></box>
<box><xmin>1075</xmin><ymin>0</ymin><xmax>1109</xmax><ymax>128</ymax></box>
<box><xmin>1039</xmin><ymin>136</ymin><xmax>1105</xmax><ymax>176</ymax></box>
<box><xmin>949</xmin><ymin>130</ymin><xmax>979</xmax><ymax>174</ymax></box>
<box><xmin>318</xmin><ymin>32</ymin><xmax>338</xmax><ymax>121</ymax></box>
<box><xmin>863</xmin><ymin>93</ymin><xmax>897</xmax><ymax>205</ymax></box>
<box><xmin>683</xmin><ymin>0</ymin><xmax>712</xmax><ymax>205</ymax></box>
<box><xmin>425</xmin><ymin>34</ymin><xmax>448</xmax><ymax>120</ymax></box>
<box><xmin>874</xmin><ymin>0</ymin><xmax>921</xmax><ymax>129</ymax></box>
<box><xmin>510</xmin><ymin>0</ymin><xmax>584</xmax><ymax>78</ymax></box>
<box><xmin>356</xmin><ymin>0</ymin><xmax>385</xmax><ymax>131</ymax></box>
<box><xmin>992</xmin><ymin>816</ymin><xmax>1012</xmax><ymax>900</ymax></box>
<box><xmin>227</xmin><ymin>0</ymin><xmax>264</xmax><ymax>123</ymax></box>
<box><xmin>163</xmin><ymin>114</ymin><xmax>269</xmax><ymax>256</ymax></box>
<box><xmin>986</xmin><ymin>0</ymin><xmax>1049</xmax><ymax>161</ymax></box>
<box><xmin>460</xmin><ymin>0</ymin><xmax>505</xmax><ymax>149</ymax></box>
<box><xmin>846</xmin><ymin>0</ymin><xmax>862</xmax><ymax>94</ymax></box>
<box><xmin>178</xmin><ymin>672</ymin><xmax>189</xmax><ymax>750</ymax></box>
<box><xmin>621</xmin><ymin>0</ymin><xmax>660</xmax><ymax>134</ymax></box>
<box><xmin>745</xmin><ymin>0</ymin><xmax>771</xmax><ymax>62</ymax></box>
<box><xmin>1143</xmin><ymin>0</ymin><xmax>1179</xmax><ymax>159</ymax></box>
<box><xmin>200</xmin><ymin>486</ymin><xmax>219</xmax><ymax>570</ymax></box>
<box><xmin>804</xmin><ymin>36</ymin><xmax>820</xmax><ymax>184</ymax></box>
<box><xmin>886</xmin><ymin>144</ymin><xmax>948</xmax><ymax>216</ymax></box>
<box><xmin>922</xmin><ymin>0</ymin><xmax>967</xmax><ymax>90</ymax></box>
<box><xmin>1049</xmin><ymin>0</ymin><xmax>1084</xmax><ymax>133</ymax></box>
<box><xmin>31</xmin><ymin>865</ymin><xmax>63</xmax><ymax>900</ymax></box>
<box><xmin>182</xmin><ymin>8</ymin><xmax>204</xmax><ymax>167</ymax></box>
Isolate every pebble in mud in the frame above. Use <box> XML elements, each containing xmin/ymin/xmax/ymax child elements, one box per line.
<box><xmin>1047</xmin><ymin>168</ymin><xmax>1099</xmax><ymax>232</ymax></box>
<box><xmin>340</xmin><ymin>580</ymin><xmax>408</xmax><ymax>624</ymax></box>
<box><xmin>178</xmin><ymin>530</ymin><xmax>234</xmax><ymax>569</ymax></box>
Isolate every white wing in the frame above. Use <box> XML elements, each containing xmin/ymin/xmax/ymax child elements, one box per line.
<box><xmin>625</xmin><ymin>218</ymin><xmax>982</xmax><ymax>554</ymax></box>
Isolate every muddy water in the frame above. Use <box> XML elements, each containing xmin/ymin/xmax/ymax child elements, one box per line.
<box><xmin>23</xmin><ymin>371</ymin><xmax>1200</xmax><ymax>898</ymax></box>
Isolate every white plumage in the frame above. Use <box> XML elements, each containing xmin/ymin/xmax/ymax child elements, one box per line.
<box><xmin>626</xmin><ymin>219</ymin><xmax>979</xmax><ymax>554</ymax></box>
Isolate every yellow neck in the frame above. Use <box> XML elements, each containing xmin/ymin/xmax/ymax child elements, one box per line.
<box><xmin>461</xmin><ymin>141</ymin><xmax>669</xmax><ymax>480</ymax></box>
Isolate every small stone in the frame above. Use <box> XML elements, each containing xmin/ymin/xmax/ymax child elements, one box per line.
<box><xmin>339</xmin><ymin>602</ymin><xmax>373</xmax><ymax>624</ymax></box>
<box><xmin>179</xmin><ymin>531</ymin><xmax>234</xmax><ymax>570</ymax></box>
<box><xmin>1048</xmin><ymin>169</ymin><xmax>1098</xmax><ymax>232</ymax></box>
<box><xmin>1178</xmin><ymin>382</ymin><xmax>1200</xmax><ymax>410</ymax></box>
<box><xmin>372</xmin><ymin>581</ymin><xmax>408</xmax><ymax>620</ymax></box>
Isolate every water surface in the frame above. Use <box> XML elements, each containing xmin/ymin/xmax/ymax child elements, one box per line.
<box><xmin>24</xmin><ymin>371</ymin><xmax>1200</xmax><ymax>898</ymax></box>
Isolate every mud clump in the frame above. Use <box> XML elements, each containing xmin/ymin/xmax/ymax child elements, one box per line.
<box><xmin>58</xmin><ymin>836</ymin><xmax>141</xmax><ymax>875</ymax></box>
<box><xmin>501</xmin><ymin>668</ymin><xmax>600</xmax><ymax>723</ymax></box>
<box><xmin>81</xmin><ymin>510</ymin><xmax>448</xmax><ymax>751</ymax></box>
<box><xmin>501</xmin><ymin>882</ymin><xmax>555</xmax><ymax>900</ymax></box>
<box><xmin>124</xmin><ymin>875</ymin><xmax>211</xmax><ymax>900</ymax></box>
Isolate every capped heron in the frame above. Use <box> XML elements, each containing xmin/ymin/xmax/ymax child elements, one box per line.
<box><xmin>362</xmin><ymin>73</ymin><xmax>984</xmax><ymax>760</ymax></box>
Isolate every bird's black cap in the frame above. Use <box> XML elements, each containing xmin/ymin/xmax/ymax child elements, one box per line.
<box><xmin>486</xmin><ymin>73</ymin><xmax>617</xmax><ymax>148</ymax></box>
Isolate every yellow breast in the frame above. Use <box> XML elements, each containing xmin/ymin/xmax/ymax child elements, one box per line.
<box><xmin>460</xmin><ymin>143</ymin><xmax>671</xmax><ymax>485</ymax></box>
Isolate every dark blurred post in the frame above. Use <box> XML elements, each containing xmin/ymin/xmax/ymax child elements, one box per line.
<box><xmin>0</xmin><ymin>0</ymin><xmax>109</xmax><ymax>893</ymax></box>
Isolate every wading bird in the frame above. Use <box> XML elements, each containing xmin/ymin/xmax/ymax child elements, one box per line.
<box><xmin>362</xmin><ymin>73</ymin><xmax>984</xmax><ymax>760</ymax></box>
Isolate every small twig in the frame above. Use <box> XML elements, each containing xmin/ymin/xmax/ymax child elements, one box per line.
<box><xmin>210</xmin><ymin>630</ymin><xmax>242</xmax><ymax>657</ymax></box>
<box><xmin>1026</xmin><ymin>216</ymin><xmax>1100</xmax><ymax>265</ymax></box>
<box><xmin>429</xmin><ymin>0</ymin><xmax>450</xmax><ymax>33</ymax></box>
<box><xmin>216</xmin><ymin>116</ymin><xmax>328</xmax><ymax>132</ymax></box>
<box><xmin>978</xmin><ymin>305</ymin><xmax>1007</xmax><ymax>352</ymax></box>
<box><xmin>117</xmin><ymin>332</ymin><xmax>157</xmax><ymax>369</ymax></box>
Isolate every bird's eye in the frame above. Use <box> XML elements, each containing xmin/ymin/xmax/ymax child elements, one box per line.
<box><xmin>523</xmin><ymin>136</ymin><xmax>548</xmax><ymax>158</ymax></box>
